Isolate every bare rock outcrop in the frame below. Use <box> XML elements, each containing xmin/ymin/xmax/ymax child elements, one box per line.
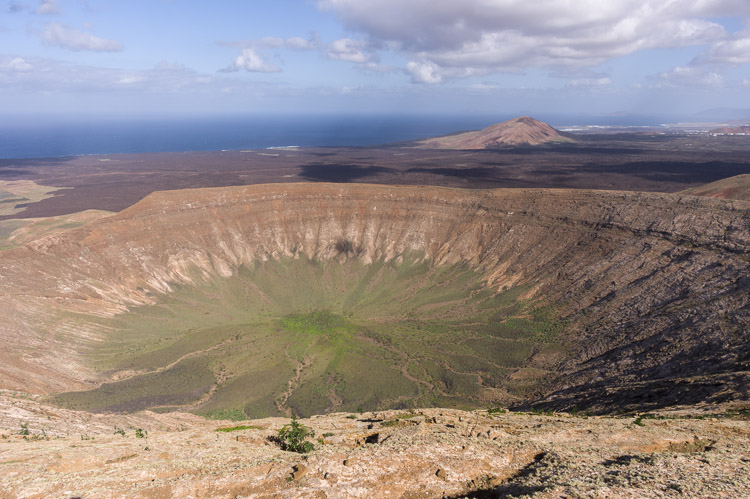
<box><xmin>1</xmin><ymin>392</ymin><xmax>748</xmax><ymax>498</ymax></box>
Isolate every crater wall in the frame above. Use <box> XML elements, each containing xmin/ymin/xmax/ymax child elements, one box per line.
<box><xmin>1</xmin><ymin>183</ymin><xmax>748</xmax><ymax>411</ymax></box>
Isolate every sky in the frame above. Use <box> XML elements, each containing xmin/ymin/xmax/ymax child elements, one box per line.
<box><xmin>1</xmin><ymin>0</ymin><xmax>750</xmax><ymax>119</ymax></box>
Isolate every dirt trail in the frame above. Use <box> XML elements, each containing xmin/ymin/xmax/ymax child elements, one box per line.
<box><xmin>110</xmin><ymin>337</ymin><xmax>237</xmax><ymax>383</ymax></box>
<box><xmin>275</xmin><ymin>354</ymin><xmax>312</xmax><ymax>417</ymax></box>
<box><xmin>357</xmin><ymin>331</ymin><xmax>437</xmax><ymax>397</ymax></box>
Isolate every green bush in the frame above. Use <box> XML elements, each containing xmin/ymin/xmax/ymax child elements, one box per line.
<box><xmin>276</xmin><ymin>414</ymin><xmax>315</xmax><ymax>453</ymax></box>
<box><xmin>215</xmin><ymin>425</ymin><xmax>262</xmax><ymax>433</ymax></box>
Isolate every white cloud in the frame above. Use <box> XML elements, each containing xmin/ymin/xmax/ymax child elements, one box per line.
<box><xmin>258</xmin><ymin>36</ymin><xmax>319</xmax><ymax>50</ymax></box>
<box><xmin>153</xmin><ymin>61</ymin><xmax>188</xmax><ymax>72</ymax></box>
<box><xmin>652</xmin><ymin>30</ymin><xmax>750</xmax><ymax>87</ymax></box>
<box><xmin>567</xmin><ymin>77</ymin><xmax>613</xmax><ymax>87</ymax></box>
<box><xmin>327</xmin><ymin>38</ymin><xmax>372</xmax><ymax>63</ymax></box>
<box><xmin>0</xmin><ymin>56</ymin><xmax>261</xmax><ymax>97</ymax></box>
<box><xmin>221</xmin><ymin>48</ymin><xmax>281</xmax><ymax>73</ymax></box>
<box><xmin>285</xmin><ymin>36</ymin><xmax>319</xmax><ymax>50</ymax></box>
<box><xmin>36</xmin><ymin>0</ymin><xmax>59</xmax><ymax>14</ymax></box>
<box><xmin>3</xmin><ymin>57</ymin><xmax>33</xmax><ymax>72</ymax></box>
<box><xmin>468</xmin><ymin>82</ymin><xmax>501</xmax><ymax>91</ymax></box>
<box><xmin>405</xmin><ymin>61</ymin><xmax>442</xmax><ymax>84</ymax></box>
<box><xmin>319</xmin><ymin>0</ymin><xmax>745</xmax><ymax>83</ymax></box>
<box><xmin>693</xmin><ymin>35</ymin><xmax>750</xmax><ymax>66</ymax></box>
<box><xmin>658</xmin><ymin>65</ymin><xmax>725</xmax><ymax>87</ymax></box>
<box><xmin>116</xmin><ymin>75</ymin><xmax>144</xmax><ymax>85</ymax></box>
<box><xmin>221</xmin><ymin>35</ymin><xmax>320</xmax><ymax>51</ymax></box>
<box><xmin>359</xmin><ymin>61</ymin><xmax>395</xmax><ymax>73</ymax></box>
<box><xmin>41</xmin><ymin>22</ymin><xmax>123</xmax><ymax>52</ymax></box>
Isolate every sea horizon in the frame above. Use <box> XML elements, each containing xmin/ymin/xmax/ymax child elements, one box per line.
<box><xmin>0</xmin><ymin>112</ymin><xmax>672</xmax><ymax>160</ymax></box>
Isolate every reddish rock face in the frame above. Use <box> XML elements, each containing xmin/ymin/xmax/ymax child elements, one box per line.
<box><xmin>0</xmin><ymin>183</ymin><xmax>748</xmax><ymax>412</ymax></box>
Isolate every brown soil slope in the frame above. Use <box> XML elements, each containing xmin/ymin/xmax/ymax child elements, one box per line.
<box><xmin>0</xmin><ymin>183</ymin><xmax>749</xmax><ymax>412</ymax></box>
<box><xmin>680</xmin><ymin>174</ymin><xmax>750</xmax><ymax>200</ymax></box>
<box><xmin>417</xmin><ymin>116</ymin><xmax>574</xmax><ymax>149</ymax></box>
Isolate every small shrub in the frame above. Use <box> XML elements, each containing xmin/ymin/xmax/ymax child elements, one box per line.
<box><xmin>204</xmin><ymin>408</ymin><xmax>247</xmax><ymax>421</ymax></box>
<box><xmin>113</xmin><ymin>426</ymin><xmax>126</xmax><ymax>436</ymax></box>
<box><xmin>381</xmin><ymin>413</ymin><xmax>424</xmax><ymax>427</ymax></box>
<box><xmin>276</xmin><ymin>414</ymin><xmax>315</xmax><ymax>453</ymax></box>
<box><xmin>668</xmin><ymin>437</ymin><xmax>714</xmax><ymax>453</ymax></box>
<box><xmin>18</xmin><ymin>423</ymin><xmax>29</xmax><ymax>436</ymax></box>
<box><xmin>633</xmin><ymin>416</ymin><xmax>645</xmax><ymax>427</ymax></box>
<box><xmin>135</xmin><ymin>428</ymin><xmax>147</xmax><ymax>438</ymax></box>
<box><xmin>215</xmin><ymin>425</ymin><xmax>262</xmax><ymax>433</ymax></box>
<box><xmin>487</xmin><ymin>407</ymin><xmax>506</xmax><ymax>415</ymax></box>
<box><xmin>530</xmin><ymin>407</ymin><xmax>554</xmax><ymax>416</ymax></box>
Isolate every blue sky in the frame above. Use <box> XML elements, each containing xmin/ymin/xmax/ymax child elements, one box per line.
<box><xmin>2</xmin><ymin>0</ymin><xmax>750</xmax><ymax>119</ymax></box>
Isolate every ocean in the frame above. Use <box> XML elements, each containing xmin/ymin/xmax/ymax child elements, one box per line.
<box><xmin>0</xmin><ymin>113</ymin><xmax>666</xmax><ymax>159</ymax></box>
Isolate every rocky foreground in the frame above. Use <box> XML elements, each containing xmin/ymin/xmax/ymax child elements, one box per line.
<box><xmin>1</xmin><ymin>391</ymin><xmax>748</xmax><ymax>498</ymax></box>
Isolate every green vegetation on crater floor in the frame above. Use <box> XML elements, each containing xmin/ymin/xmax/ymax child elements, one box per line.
<box><xmin>49</xmin><ymin>253</ymin><xmax>570</xmax><ymax>418</ymax></box>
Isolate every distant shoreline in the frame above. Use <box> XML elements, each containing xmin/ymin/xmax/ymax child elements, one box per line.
<box><xmin>0</xmin><ymin>113</ymin><xmax>692</xmax><ymax>160</ymax></box>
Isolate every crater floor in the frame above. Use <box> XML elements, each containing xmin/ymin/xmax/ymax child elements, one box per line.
<box><xmin>50</xmin><ymin>257</ymin><xmax>566</xmax><ymax>418</ymax></box>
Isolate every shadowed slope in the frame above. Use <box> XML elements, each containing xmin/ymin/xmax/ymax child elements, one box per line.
<box><xmin>680</xmin><ymin>174</ymin><xmax>750</xmax><ymax>200</ymax></box>
<box><xmin>0</xmin><ymin>183</ymin><xmax>748</xmax><ymax>414</ymax></box>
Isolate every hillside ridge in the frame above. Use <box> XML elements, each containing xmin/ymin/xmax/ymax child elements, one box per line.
<box><xmin>417</xmin><ymin>116</ymin><xmax>575</xmax><ymax>148</ymax></box>
<box><xmin>711</xmin><ymin>125</ymin><xmax>750</xmax><ymax>135</ymax></box>
<box><xmin>680</xmin><ymin>174</ymin><xmax>750</xmax><ymax>200</ymax></box>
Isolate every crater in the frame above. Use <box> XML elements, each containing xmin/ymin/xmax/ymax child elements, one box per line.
<box><xmin>1</xmin><ymin>183</ymin><xmax>748</xmax><ymax>417</ymax></box>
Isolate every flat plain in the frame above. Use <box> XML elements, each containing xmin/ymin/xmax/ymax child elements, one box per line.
<box><xmin>2</xmin><ymin>133</ymin><xmax>750</xmax><ymax>220</ymax></box>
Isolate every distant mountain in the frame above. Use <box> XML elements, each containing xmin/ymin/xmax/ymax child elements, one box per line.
<box><xmin>680</xmin><ymin>174</ymin><xmax>750</xmax><ymax>201</ymax></box>
<box><xmin>691</xmin><ymin>107</ymin><xmax>750</xmax><ymax>122</ymax></box>
<box><xmin>416</xmin><ymin>116</ymin><xmax>575</xmax><ymax>149</ymax></box>
<box><xmin>711</xmin><ymin>125</ymin><xmax>750</xmax><ymax>135</ymax></box>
